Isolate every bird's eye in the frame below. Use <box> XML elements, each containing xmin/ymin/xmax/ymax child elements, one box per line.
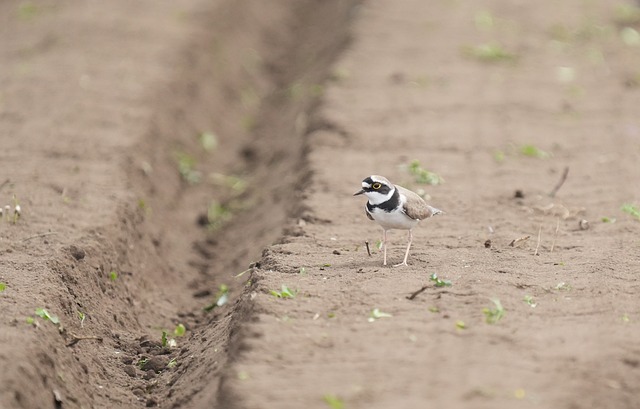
<box><xmin>372</xmin><ymin>183</ymin><xmax>382</xmax><ymax>190</ymax></box>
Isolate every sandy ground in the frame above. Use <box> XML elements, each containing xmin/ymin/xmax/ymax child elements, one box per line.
<box><xmin>1</xmin><ymin>0</ymin><xmax>640</xmax><ymax>408</ymax></box>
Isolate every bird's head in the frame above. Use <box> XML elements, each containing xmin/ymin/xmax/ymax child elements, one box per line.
<box><xmin>353</xmin><ymin>175</ymin><xmax>395</xmax><ymax>204</ymax></box>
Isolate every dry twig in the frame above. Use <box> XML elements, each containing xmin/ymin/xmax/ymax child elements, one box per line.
<box><xmin>509</xmin><ymin>235</ymin><xmax>530</xmax><ymax>247</ymax></box>
<box><xmin>406</xmin><ymin>285</ymin><xmax>430</xmax><ymax>300</ymax></box>
<box><xmin>533</xmin><ymin>225</ymin><xmax>542</xmax><ymax>256</ymax></box>
<box><xmin>549</xmin><ymin>167</ymin><xmax>569</xmax><ymax>197</ymax></box>
<box><xmin>365</xmin><ymin>241</ymin><xmax>372</xmax><ymax>257</ymax></box>
<box><xmin>66</xmin><ymin>332</ymin><xmax>103</xmax><ymax>347</ymax></box>
<box><xmin>550</xmin><ymin>219</ymin><xmax>560</xmax><ymax>252</ymax></box>
<box><xmin>20</xmin><ymin>232</ymin><xmax>58</xmax><ymax>242</ymax></box>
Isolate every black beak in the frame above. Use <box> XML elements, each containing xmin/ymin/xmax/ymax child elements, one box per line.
<box><xmin>353</xmin><ymin>189</ymin><xmax>365</xmax><ymax>196</ymax></box>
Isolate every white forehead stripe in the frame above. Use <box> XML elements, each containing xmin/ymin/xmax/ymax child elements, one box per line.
<box><xmin>370</xmin><ymin>175</ymin><xmax>390</xmax><ymax>185</ymax></box>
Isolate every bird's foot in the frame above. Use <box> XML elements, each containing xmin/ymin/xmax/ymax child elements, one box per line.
<box><xmin>393</xmin><ymin>261</ymin><xmax>408</xmax><ymax>267</ymax></box>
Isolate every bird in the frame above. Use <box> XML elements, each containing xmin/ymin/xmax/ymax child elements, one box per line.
<box><xmin>354</xmin><ymin>175</ymin><xmax>442</xmax><ymax>266</ymax></box>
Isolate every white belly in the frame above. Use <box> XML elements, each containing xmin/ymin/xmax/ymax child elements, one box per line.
<box><xmin>369</xmin><ymin>208</ymin><xmax>420</xmax><ymax>230</ymax></box>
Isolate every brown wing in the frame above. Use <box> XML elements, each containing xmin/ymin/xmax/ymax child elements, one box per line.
<box><xmin>396</xmin><ymin>185</ymin><xmax>441</xmax><ymax>221</ymax></box>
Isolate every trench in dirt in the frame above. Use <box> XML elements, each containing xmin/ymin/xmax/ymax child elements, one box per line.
<box><xmin>119</xmin><ymin>1</ymin><xmax>360</xmax><ymax>408</ymax></box>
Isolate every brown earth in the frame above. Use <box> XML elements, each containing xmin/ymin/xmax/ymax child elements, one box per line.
<box><xmin>2</xmin><ymin>0</ymin><xmax>640</xmax><ymax>409</ymax></box>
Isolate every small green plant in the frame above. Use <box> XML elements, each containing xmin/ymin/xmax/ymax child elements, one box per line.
<box><xmin>0</xmin><ymin>282</ymin><xmax>6</xmax><ymax>292</ymax></box>
<box><xmin>204</xmin><ymin>284</ymin><xmax>229</xmax><ymax>312</ymax></box>
<box><xmin>175</xmin><ymin>151</ymin><xmax>201</xmax><ymax>184</ymax></box>
<box><xmin>270</xmin><ymin>285</ymin><xmax>297</xmax><ymax>299</ymax></box>
<box><xmin>622</xmin><ymin>204</ymin><xmax>640</xmax><ymax>220</ymax></box>
<box><xmin>109</xmin><ymin>271</ymin><xmax>118</xmax><ymax>281</ymax></box>
<box><xmin>428</xmin><ymin>306</ymin><xmax>440</xmax><ymax>313</ymax></box>
<box><xmin>167</xmin><ymin>358</ymin><xmax>178</xmax><ymax>368</ymax></box>
<box><xmin>298</xmin><ymin>267</ymin><xmax>307</xmax><ymax>275</ymax></box>
<box><xmin>493</xmin><ymin>150</ymin><xmax>506</xmax><ymax>163</ymax></box>
<box><xmin>161</xmin><ymin>331</ymin><xmax>177</xmax><ymax>348</ymax></box>
<box><xmin>555</xmin><ymin>282</ymin><xmax>572</xmax><ymax>291</ymax></box>
<box><xmin>520</xmin><ymin>144</ymin><xmax>550</xmax><ymax>158</ymax></box>
<box><xmin>455</xmin><ymin>320</ymin><xmax>467</xmax><ymax>330</ymax></box>
<box><xmin>207</xmin><ymin>201</ymin><xmax>233</xmax><ymax>230</ymax></box>
<box><xmin>323</xmin><ymin>394</ymin><xmax>345</xmax><ymax>409</ymax></box>
<box><xmin>137</xmin><ymin>358</ymin><xmax>149</xmax><ymax>369</ymax></box>
<box><xmin>199</xmin><ymin>132</ymin><xmax>218</xmax><ymax>152</ymax></box>
<box><xmin>407</xmin><ymin>160</ymin><xmax>444</xmax><ymax>185</ymax></box>
<box><xmin>35</xmin><ymin>308</ymin><xmax>60</xmax><ymax>325</ymax></box>
<box><xmin>601</xmin><ymin>216</ymin><xmax>616</xmax><ymax>223</ymax></box>
<box><xmin>615</xmin><ymin>4</ymin><xmax>640</xmax><ymax>25</ymax></box>
<box><xmin>368</xmin><ymin>308</ymin><xmax>392</xmax><ymax>322</ymax></box>
<box><xmin>523</xmin><ymin>295</ymin><xmax>537</xmax><ymax>308</ymax></box>
<box><xmin>209</xmin><ymin>173</ymin><xmax>247</xmax><ymax>193</ymax></box>
<box><xmin>26</xmin><ymin>316</ymin><xmax>35</xmax><ymax>325</ymax></box>
<box><xmin>483</xmin><ymin>299</ymin><xmax>505</xmax><ymax>324</ymax></box>
<box><xmin>622</xmin><ymin>313</ymin><xmax>630</xmax><ymax>323</ymax></box>
<box><xmin>429</xmin><ymin>273</ymin><xmax>452</xmax><ymax>288</ymax></box>
<box><xmin>78</xmin><ymin>311</ymin><xmax>86</xmax><ymax>327</ymax></box>
<box><xmin>174</xmin><ymin>323</ymin><xmax>186</xmax><ymax>337</ymax></box>
<box><xmin>465</xmin><ymin>43</ymin><xmax>516</xmax><ymax>62</ymax></box>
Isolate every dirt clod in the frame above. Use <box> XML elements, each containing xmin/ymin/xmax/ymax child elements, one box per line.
<box><xmin>68</xmin><ymin>245</ymin><xmax>85</xmax><ymax>260</ymax></box>
<box><xmin>123</xmin><ymin>365</ymin><xmax>137</xmax><ymax>378</ymax></box>
<box><xmin>142</xmin><ymin>356</ymin><xmax>169</xmax><ymax>373</ymax></box>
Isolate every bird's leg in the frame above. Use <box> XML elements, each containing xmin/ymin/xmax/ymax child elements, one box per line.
<box><xmin>382</xmin><ymin>229</ymin><xmax>388</xmax><ymax>266</ymax></box>
<box><xmin>394</xmin><ymin>229</ymin><xmax>413</xmax><ymax>267</ymax></box>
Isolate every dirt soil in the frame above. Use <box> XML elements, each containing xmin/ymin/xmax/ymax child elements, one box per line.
<box><xmin>2</xmin><ymin>0</ymin><xmax>640</xmax><ymax>409</ymax></box>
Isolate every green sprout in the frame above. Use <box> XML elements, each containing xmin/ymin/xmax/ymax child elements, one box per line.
<box><xmin>137</xmin><ymin>358</ymin><xmax>149</xmax><ymax>369</ymax></box>
<box><xmin>26</xmin><ymin>316</ymin><xmax>35</xmax><ymax>325</ymax></box>
<box><xmin>167</xmin><ymin>358</ymin><xmax>178</xmax><ymax>368</ymax></box>
<box><xmin>601</xmin><ymin>216</ymin><xmax>616</xmax><ymax>223</ymax></box>
<box><xmin>109</xmin><ymin>271</ymin><xmax>118</xmax><ymax>281</ymax></box>
<box><xmin>0</xmin><ymin>282</ymin><xmax>6</xmax><ymax>292</ymax></box>
<box><xmin>199</xmin><ymin>132</ymin><xmax>218</xmax><ymax>152</ymax></box>
<box><xmin>429</xmin><ymin>273</ymin><xmax>452</xmax><ymax>288</ymax></box>
<box><xmin>270</xmin><ymin>285</ymin><xmax>297</xmax><ymax>299</ymax></box>
<box><xmin>465</xmin><ymin>43</ymin><xmax>516</xmax><ymax>62</ymax></box>
<box><xmin>455</xmin><ymin>320</ymin><xmax>467</xmax><ymax>330</ymax></box>
<box><xmin>175</xmin><ymin>151</ymin><xmax>201</xmax><ymax>184</ymax></box>
<box><xmin>207</xmin><ymin>201</ymin><xmax>233</xmax><ymax>230</ymax></box>
<box><xmin>368</xmin><ymin>308</ymin><xmax>392</xmax><ymax>322</ymax></box>
<box><xmin>161</xmin><ymin>331</ymin><xmax>177</xmax><ymax>348</ymax></box>
<box><xmin>621</xmin><ymin>204</ymin><xmax>640</xmax><ymax>220</ymax></box>
<box><xmin>428</xmin><ymin>306</ymin><xmax>440</xmax><ymax>313</ymax></box>
<box><xmin>523</xmin><ymin>295</ymin><xmax>537</xmax><ymax>308</ymax></box>
<box><xmin>174</xmin><ymin>324</ymin><xmax>186</xmax><ymax>337</ymax></box>
<box><xmin>407</xmin><ymin>160</ymin><xmax>444</xmax><ymax>185</ymax></box>
<box><xmin>520</xmin><ymin>144</ymin><xmax>550</xmax><ymax>158</ymax></box>
<box><xmin>323</xmin><ymin>394</ymin><xmax>345</xmax><ymax>409</ymax></box>
<box><xmin>493</xmin><ymin>150</ymin><xmax>506</xmax><ymax>163</ymax></box>
<box><xmin>615</xmin><ymin>4</ymin><xmax>640</xmax><ymax>26</ymax></box>
<box><xmin>35</xmin><ymin>308</ymin><xmax>60</xmax><ymax>325</ymax></box>
<box><xmin>204</xmin><ymin>284</ymin><xmax>229</xmax><ymax>312</ymax></box>
<box><xmin>555</xmin><ymin>282</ymin><xmax>572</xmax><ymax>291</ymax></box>
<box><xmin>78</xmin><ymin>311</ymin><xmax>86</xmax><ymax>327</ymax></box>
<box><xmin>483</xmin><ymin>299</ymin><xmax>505</xmax><ymax>324</ymax></box>
<box><xmin>209</xmin><ymin>173</ymin><xmax>247</xmax><ymax>193</ymax></box>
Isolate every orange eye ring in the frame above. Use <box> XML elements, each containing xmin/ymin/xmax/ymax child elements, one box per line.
<box><xmin>372</xmin><ymin>183</ymin><xmax>382</xmax><ymax>190</ymax></box>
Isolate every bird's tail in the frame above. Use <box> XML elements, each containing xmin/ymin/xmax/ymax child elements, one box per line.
<box><xmin>428</xmin><ymin>206</ymin><xmax>444</xmax><ymax>216</ymax></box>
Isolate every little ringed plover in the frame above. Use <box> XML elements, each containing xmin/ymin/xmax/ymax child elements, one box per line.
<box><xmin>354</xmin><ymin>175</ymin><xmax>442</xmax><ymax>267</ymax></box>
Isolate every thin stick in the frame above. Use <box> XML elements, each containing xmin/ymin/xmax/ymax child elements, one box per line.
<box><xmin>533</xmin><ymin>225</ymin><xmax>542</xmax><ymax>256</ymax></box>
<box><xmin>20</xmin><ymin>232</ymin><xmax>57</xmax><ymax>242</ymax></box>
<box><xmin>66</xmin><ymin>333</ymin><xmax>103</xmax><ymax>347</ymax></box>
<box><xmin>365</xmin><ymin>241</ymin><xmax>372</xmax><ymax>257</ymax></box>
<box><xmin>550</xmin><ymin>218</ymin><xmax>560</xmax><ymax>253</ymax></box>
<box><xmin>549</xmin><ymin>167</ymin><xmax>569</xmax><ymax>197</ymax></box>
<box><xmin>509</xmin><ymin>235</ymin><xmax>530</xmax><ymax>247</ymax></box>
<box><xmin>406</xmin><ymin>285</ymin><xmax>430</xmax><ymax>300</ymax></box>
